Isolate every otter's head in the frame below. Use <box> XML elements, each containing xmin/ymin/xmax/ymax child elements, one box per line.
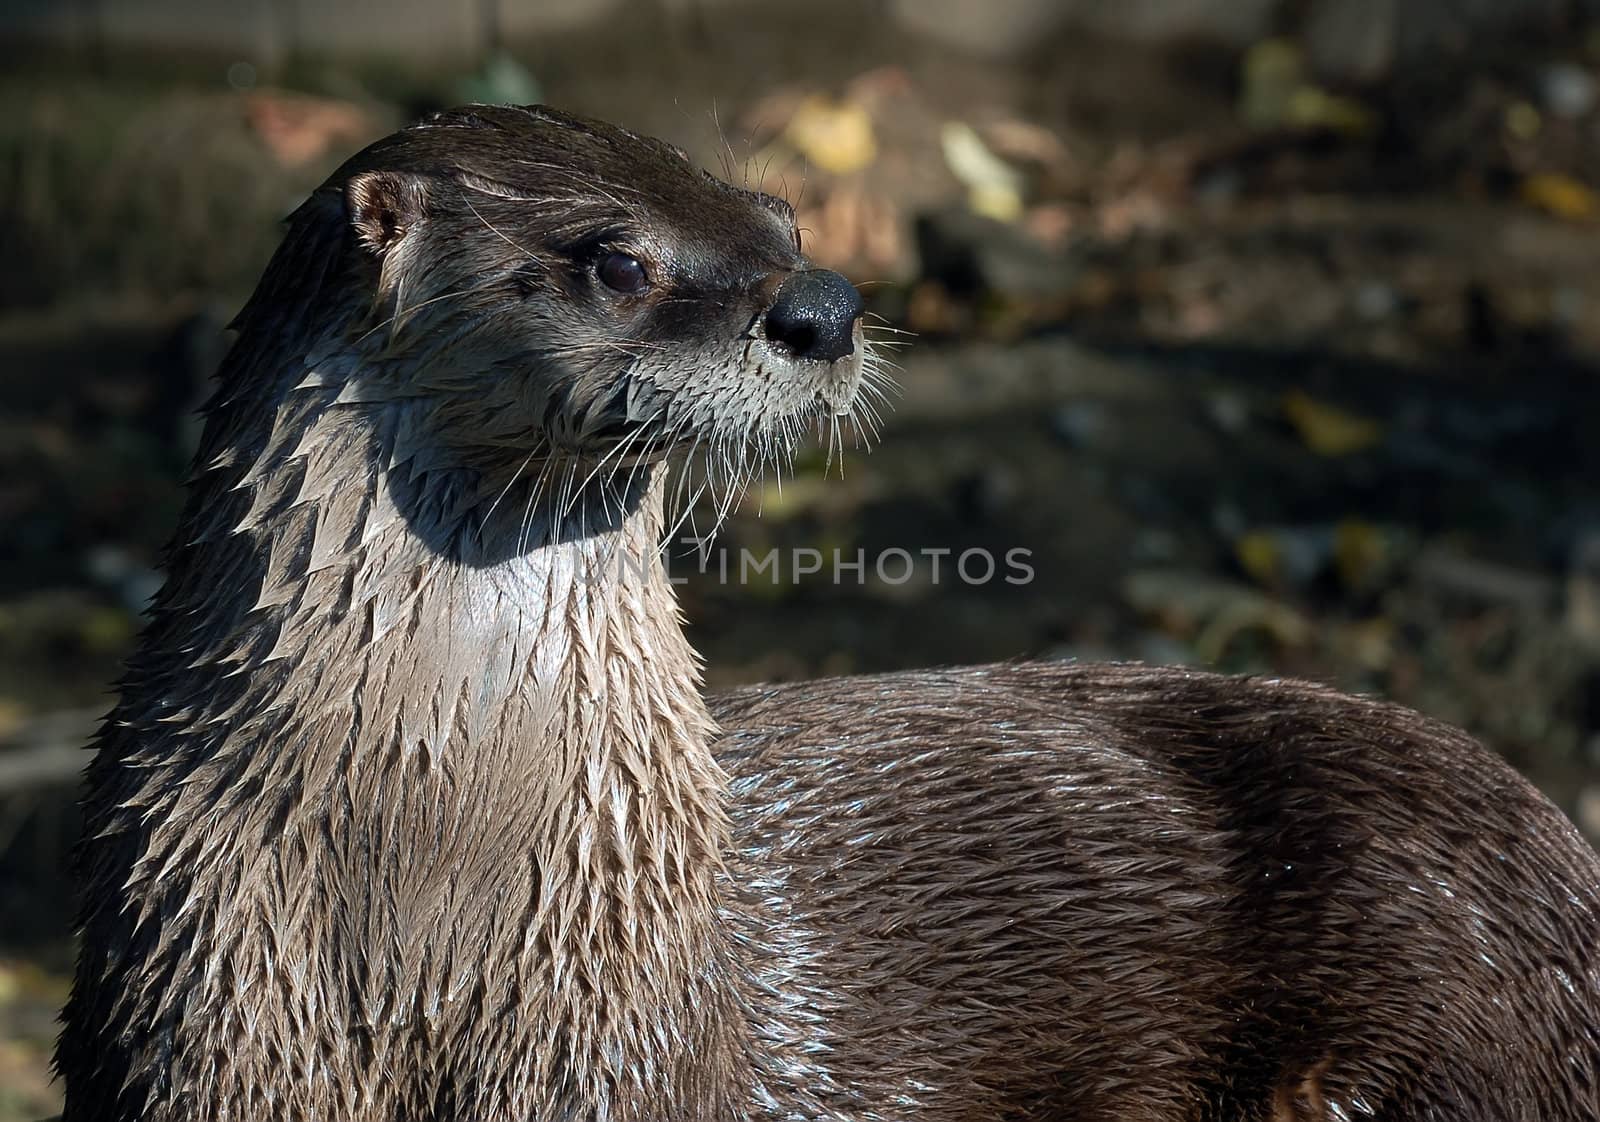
<box><xmin>307</xmin><ymin>104</ymin><xmax>878</xmax><ymax>500</ymax></box>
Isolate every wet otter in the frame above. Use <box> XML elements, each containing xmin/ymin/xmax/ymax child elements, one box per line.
<box><xmin>59</xmin><ymin>105</ymin><xmax>1600</xmax><ymax>1121</ymax></box>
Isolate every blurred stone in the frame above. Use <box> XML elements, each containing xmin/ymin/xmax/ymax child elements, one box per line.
<box><xmin>1050</xmin><ymin>402</ymin><xmax>1111</xmax><ymax>449</ymax></box>
<box><xmin>0</xmin><ymin>0</ymin><xmax>98</xmax><ymax>49</ymax></box>
<box><xmin>283</xmin><ymin>0</ymin><xmax>478</xmax><ymax>57</ymax></box>
<box><xmin>455</xmin><ymin>52</ymin><xmax>543</xmax><ymax>109</ymax></box>
<box><xmin>915</xmin><ymin>208</ymin><xmax>1081</xmax><ymax>302</ymax></box>
<box><xmin>1193</xmin><ymin>167</ymin><xmax>1243</xmax><ymax>211</ymax></box>
<box><xmin>1307</xmin><ymin>0</ymin><xmax>1574</xmax><ymax>81</ymax></box>
<box><xmin>1334</xmin><ymin>617</ymin><xmax>1397</xmax><ymax>672</ymax></box>
<box><xmin>1354</xmin><ymin>282</ymin><xmax>1401</xmax><ymax>322</ymax></box>
<box><xmin>84</xmin><ymin>545</ymin><xmax>162</xmax><ymax>616</ymax></box>
<box><xmin>1415</xmin><ymin>546</ymin><xmax>1555</xmax><ymax>613</ymax></box>
<box><xmin>1540</xmin><ymin>63</ymin><xmax>1599</xmax><ymax>121</ymax></box>
<box><xmin>1123</xmin><ymin>567</ymin><xmax>1312</xmax><ymax>660</ymax></box>
<box><xmin>1044</xmin><ymin>641</ymin><xmax>1122</xmax><ymax>664</ymax></box>
<box><xmin>1235</xmin><ymin>526</ymin><xmax>1333</xmax><ymax>590</ymax></box>
<box><xmin>1134</xmin><ymin>632</ymin><xmax>1199</xmax><ymax>667</ymax></box>
<box><xmin>1131</xmin><ymin>528</ymin><xmax>1180</xmax><ymax>564</ymax></box>
<box><xmin>890</xmin><ymin>0</ymin><xmax>1066</xmax><ymax>57</ymax></box>
<box><xmin>1118</xmin><ymin>475</ymin><xmax>1178</xmax><ymax>522</ymax></box>
<box><xmin>891</xmin><ymin>0</ymin><xmax>1277</xmax><ymax>57</ymax></box>
<box><xmin>1568</xmin><ymin>533</ymin><xmax>1600</xmax><ymax>645</ymax></box>
<box><xmin>497</xmin><ymin>0</ymin><xmax>625</xmax><ymax>38</ymax></box>
<box><xmin>1578</xmin><ymin>785</ymin><xmax>1600</xmax><ymax>839</ymax></box>
<box><xmin>1205</xmin><ymin>391</ymin><xmax>1251</xmax><ymax>435</ymax></box>
<box><xmin>1553</xmin><ymin>287</ymin><xmax>1587</xmax><ymax>331</ymax></box>
<box><xmin>1304</xmin><ymin>0</ymin><xmax>1395</xmax><ymax>83</ymax></box>
<box><xmin>1066</xmin><ymin>0</ymin><xmax>1277</xmax><ymax>47</ymax></box>
<box><xmin>1211</xmin><ymin>501</ymin><xmax>1247</xmax><ymax>542</ymax></box>
<box><xmin>96</xmin><ymin>0</ymin><xmax>285</xmax><ymax>61</ymax></box>
<box><xmin>953</xmin><ymin>468</ymin><xmax>1022</xmax><ymax>521</ymax></box>
<box><xmin>11</xmin><ymin>0</ymin><xmax>1588</xmax><ymax>72</ymax></box>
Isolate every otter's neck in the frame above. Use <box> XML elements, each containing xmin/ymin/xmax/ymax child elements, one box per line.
<box><xmin>106</xmin><ymin>345</ymin><xmax>744</xmax><ymax>1114</ymax></box>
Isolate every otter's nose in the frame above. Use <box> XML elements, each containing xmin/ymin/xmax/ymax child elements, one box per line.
<box><xmin>763</xmin><ymin>269</ymin><xmax>864</xmax><ymax>362</ymax></box>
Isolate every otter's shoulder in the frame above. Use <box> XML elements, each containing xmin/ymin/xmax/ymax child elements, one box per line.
<box><xmin>709</xmin><ymin>659</ymin><xmax>1584</xmax><ymax>875</ymax></box>
<box><xmin>710</xmin><ymin>658</ymin><xmax>1493</xmax><ymax>783</ymax></box>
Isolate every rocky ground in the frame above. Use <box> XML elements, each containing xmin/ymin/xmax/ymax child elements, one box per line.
<box><xmin>4</xmin><ymin>16</ymin><xmax>1600</xmax><ymax>1116</ymax></box>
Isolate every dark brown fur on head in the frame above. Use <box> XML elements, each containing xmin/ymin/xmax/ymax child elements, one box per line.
<box><xmin>278</xmin><ymin>105</ymin><xmax>865</xmax><ymax>500</ymax></box>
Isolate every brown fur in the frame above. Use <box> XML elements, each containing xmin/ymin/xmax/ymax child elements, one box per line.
<box><xmin>58</xmin><ymin>105</ymin><xmax>1600</xmax><ymax>1121</ymax></box>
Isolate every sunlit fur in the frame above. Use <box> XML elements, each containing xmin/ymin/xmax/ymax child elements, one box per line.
<box><xmin>58</xmin><ymin>105</ymin><xmax>1600</xmax><ymax>1121</ymax></box>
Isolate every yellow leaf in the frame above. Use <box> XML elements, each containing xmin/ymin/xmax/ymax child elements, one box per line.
<box><xmin>1333</xmin><ymin>519</ymin><xmax>1386</xmax><ymax>590</ymax></box>
<box><xmin>81</xmin><ymin>608</ymin><xmax>135</xmax><ymax>653</ymax></box>
<box><xmin>1338</xmin><ymin>617</ymin><xmax>1396</xmax><ymax>671</ymax></box>
<box><xmin>1235</xmin><ymin>531</ymin><xmax>1282</xmax><ymax>586</ymax></box>
<box><xmin>1505</xmin><ymin>101</ymin><xmax>1541</xmax><ymax>140</ymax></box>
<box><xmin>784</xmin><ymin>97</ymin><xmax>877</xmax><ymax>175</ymax></box>
<box><xmin>1282</xmin><ymin>391</ymin><xmax>1382</xmax><ymax>456</ymax></box>
<box><xmin>1240</xmin><ymin>39</ymin><xmax>1374</xmax><ymax>135</ymax></box>
<box><xmin>968</xmin><ymin>183</ymin><xmax>1024</xmax><ymax>224</ymax></box>
<box><xmin>745</xmin><ymin>475</ymin><xmax>829</xmax><ymax>522</ymax></box>
<box><xmin>0</xmin><ymin>698</ymin><xmax>26</xmax><ymax>739</ymax></box>
<box><xmin>1285</xmin><ymin>87</ymin><xmax>1375</xmax><ymax>136</ymax></box>
<box><xmin>1521</xmin><ymin>173</ymin><xmax>1598</xmax><ymax>222</ymax></box>
<box><xmin>940</xmin><ymin>121</ymin><xmax>1025</xmax><ymax>222</ymax></box>
<box><xmin>1240</xmin><ymin>39</ymin><xmax>1304</xmax><ymax>129</ymax></box>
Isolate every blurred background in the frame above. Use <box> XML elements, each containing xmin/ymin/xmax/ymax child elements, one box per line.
<box><xmin>4</xmin><ymin>0</ymin><xmax>1600</xmax><ymax>1112</ymax></box>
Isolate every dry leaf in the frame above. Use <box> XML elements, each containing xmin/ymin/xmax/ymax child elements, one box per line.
<box><xmin>1521</xmin><ymin>173</ymin><xmax>1599</xmax><ymax>222</ymax></box>
<box><xmin>940</xmin><ymin>121</ymin><xmax>1024</xmax><ymax>223</ymax></box>
<box><xmin>783</xmin><ymin>97</ymin><xmax>877</xmax><ymax>175</ymax></box>
<box><xmin>247</xmin><ymin>92</ymin><xmax>375</xmax><ymax>167</ymax></box>
<box><xmin>1282</xmin><ymin>390</ymin><xmax>1383</xmax><ymax>456</ymax></box>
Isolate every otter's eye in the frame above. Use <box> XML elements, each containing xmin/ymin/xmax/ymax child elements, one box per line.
<box><xmin>597</xmin><ymin>252</ymin><xmax>649</xmax><ymax>294</ymax></box>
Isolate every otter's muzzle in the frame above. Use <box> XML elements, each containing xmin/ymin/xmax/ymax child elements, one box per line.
<box><xmin>762</xmin><ymin>269</ymin><xmax>864</xmax><ymax>363</ymax></box>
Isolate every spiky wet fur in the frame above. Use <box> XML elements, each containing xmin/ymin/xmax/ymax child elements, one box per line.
<box><xmin>59</xmin><ymin>105</ymin><xmax>1600</xmax><ymax>1121</ymax></box>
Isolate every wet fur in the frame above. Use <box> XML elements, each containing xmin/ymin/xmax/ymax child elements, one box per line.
<box><xmin>721</xmin><ymin>664</ymin><xmax>1600</xmax><ymax>1119</ymax></box>
<box><xmin>57</xmin><ymin>105</ymin><xmax>1600</xmax><ymax>1120</ymax></box>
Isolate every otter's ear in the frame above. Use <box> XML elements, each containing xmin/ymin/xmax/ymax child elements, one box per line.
<box><xmin>345</xmin><ymin>171</ymin><xmax>429</xmax><ymax>255</ymax></box>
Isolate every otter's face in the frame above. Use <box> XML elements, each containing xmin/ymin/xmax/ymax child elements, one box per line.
<box><xmin>333</xmin><ymin>105</ymin><xmax>874</xmax><ymax>484</ymax></box>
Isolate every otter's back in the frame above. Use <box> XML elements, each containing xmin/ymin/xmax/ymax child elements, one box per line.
<box><xmin>712</xmin><ymin>661</ymin><xmax>1600</xmax><ymax>1121</ymax></box>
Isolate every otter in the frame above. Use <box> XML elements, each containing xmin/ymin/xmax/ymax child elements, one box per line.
<box><xmin>57</xmin><ymin>105</ymin><xmax>1600</xmax><ymax>1121</ymax></box>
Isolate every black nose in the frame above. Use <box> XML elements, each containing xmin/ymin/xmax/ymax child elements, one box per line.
<box><xmin>762</xmin><ymin>269</ymin><xmax>864</xmax><ymax>362</ymax></box>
